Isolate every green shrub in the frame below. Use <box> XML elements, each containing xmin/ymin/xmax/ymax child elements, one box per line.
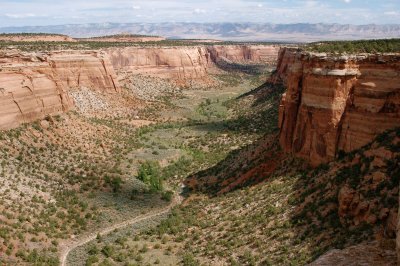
<box><xmin>161</xmin><ymin>190</ymin><xmax>174</xmax><ymax>202</ymax></box>
<box><xmin>307</xmin><ymin>39</ymin><xmax>400</xmax><ymax>53</ymax></box>
<box><xmin>182</xmin><ymin>252</ymin><xmax>200</xmax><ymax>266</ymax></box>
<box><xmin>137</xmin><ymin>161</ymin><xmax>163</xmax><ymax>191</ymax></box>
<box><xmin>101</xmin><ymin>245</ymin><xmax>114</xmax><ymax>257</ymax></box>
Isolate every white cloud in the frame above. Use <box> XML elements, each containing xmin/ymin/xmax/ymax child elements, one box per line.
<box><xmin>384</xmin><ymin>11</ymin><xmax>398</xmax><ymax>16</ymax></box>
<box><xmin>5</xmin><ymin>13</ymin><xmax>37</xmax><ymax>18</ymax></box>
<box><xmin>193</xmin><ymin>8</ymin><xmax>206</xmax><ymax>14</ymax></box>
<box><xmin>0</xmin><ymin>0</ymin><xmax>399</xmax><ymax>26</ymax></box>
<box><xmin>304</xmin><ymin>1</ymin><xmax>319</xmax><ymax>8</ymax></box>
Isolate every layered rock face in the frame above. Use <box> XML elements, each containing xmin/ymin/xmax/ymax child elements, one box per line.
<box><xmin>0</xmin><ymin>44</ymin><xmax>279</xmax><ymax>129</ymax></box>
<box><xmin>208</xmin><ymin>45</ymin><xmax>280</xmax><ymax>65</ymax></box>
<box><xmin>46</xmin><ymin>51</ymin><xmax>120</xmax><ymax>93</ymax></box>
<box><xmin>106</xmin><ymin>45</ymin><xmax>280</xmax><ymax>86</ymax></box>
<box><xmin>106</xmin><ymin>46</ymin><xmax>212</xmax><ymax>86</ymax></box>
<box><xmin>0</xmin><ymin>51</ymin><xmax>119</xmax><ymax>129</ymax></box>
<box><xmin>275</xmin><ymin>48</ymin><xmax>400</xmax><ymax>166</ymax></box>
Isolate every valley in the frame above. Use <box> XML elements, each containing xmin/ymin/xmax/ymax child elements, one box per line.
<box><xmin>0</xmin><ymin>35</ymin><xmax>399</xmax><ymax>266</ymax></box>
<box><xmin>0</xmin><ymin>49</ymin><xmax>275</xmax><ymax>264</ymax></box>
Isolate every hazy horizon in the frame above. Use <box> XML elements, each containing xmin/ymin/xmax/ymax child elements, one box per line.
<box><xmin>1</xmin><ymin>0</ymin><xmax>399</xmax><ymax>27</ymax></box>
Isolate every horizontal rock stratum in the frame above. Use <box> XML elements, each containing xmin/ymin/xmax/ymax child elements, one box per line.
<box><xmin>0</xmin><ymin>44</ymin><xmax>279</xmax><ymax>130</ymax></box>
<box><xmin>0</xmin><ymin>50</ymin><xmax>119</xmax><ymax>130</ymax></box>
<box><xmin>274</xmin><ymin>48</ymin><xmax>400</xmax><ymax>166</ymax></box>
<box><xmin>105</xmin><ymin>45</ymin><xmax>279</xmax><ymax>86</ymax></box>
<box><xmin>208</xmin><ymin>45</ymin><xmax>279</xmax><ymax>65</ymax></box>
<box><xmin>105</xmin><ymin>46</ymin><xmax>213</xmax><ymax>87</ymax></box>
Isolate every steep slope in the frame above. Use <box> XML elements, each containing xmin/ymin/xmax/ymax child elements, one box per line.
<box><xmin>207</xmin><ymin>45</ymin><xmax>280</xmax><ymax>66</ymax></box>
<box><xmin>183</xmin><ymin>88</ymin><xmax>399</xmax><ymax>264</ymax></box>
<box><xmin>274</xmin><ymin>48</ymin><xmax>400</xmax><ymax>166</ymax></box>
<box><xmin>0</xmin><ymin>50</ymin><xmax>120</xmax><ymax>129</ymax></box>
<box><xmin>105</xmin><ymin>46</ymin><xmax>213</xmax><ymax>87</ymax></box>
<box><xmin>0</xmin><ymin>44</ymin><xmax>278</xmax><ymax>129</ymax></box>
<box><xmin>183</xmin><ymin>47</ymin><xmax>399</xmax><ymax>265</ymax></box>
<box><xmin>106</xmin><ymin>45</ymin><xmax>279</xmax><ymax>86</ymax></box>
<box><xmin>185</xmin><ymin>83</ymin><xmax>285</xmax><ymax>194</ymax></box>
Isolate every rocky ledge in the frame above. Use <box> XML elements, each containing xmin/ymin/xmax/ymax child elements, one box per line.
<box><xmin>274</xmin><ymin>48</ymin><xmax>400</xmax><ymax>166</ymax></box>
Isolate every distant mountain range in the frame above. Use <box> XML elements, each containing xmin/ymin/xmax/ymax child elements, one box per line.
<box><xmin>1</xmin><ymin>22</ymin><xmax>399</xmax><ymax>42</ymax></box>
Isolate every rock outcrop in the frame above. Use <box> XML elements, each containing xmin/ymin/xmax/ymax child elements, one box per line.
<box><xmin>0</xmin><ymin>44</ymin><xmax>279</xmax><ymax>129</ymax></box>
<box><xmin>274</xmin><ymin>48</ymin><xmax>400</xmax><ymax>166</ymax></box>
<box><xmin>106</xmin><ymin>45</ymin><xmax>280</xmax><ymax>86</ymax></box>
<box><xmin>47</xmin><ymin>51</ymin><xmax>120</xmax><ymax>93</ymax></box>
<box><xmin>0</xmin><ymin>50</ymin><xmax>119</xmax><ymax>129</ymax></box>
<box><xmin>105</xmin><ymin>46</ymin><xmax>212</xmax><ymax>87</ymax></box>
<box><xmin>208</xmin><ymin>45</ymin><xmax>280</xmax><ymax>66</ymax></box>
<box><xmin>309</xmin><ymin>241</ymin><xmax>396</xmax><ymax>266</ymax></box>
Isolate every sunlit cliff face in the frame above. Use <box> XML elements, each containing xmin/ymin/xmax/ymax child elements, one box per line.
<box><xmin>276</xmin><ymin>48</ymin><xmax>400</xmax><ymax>165</ymax></box>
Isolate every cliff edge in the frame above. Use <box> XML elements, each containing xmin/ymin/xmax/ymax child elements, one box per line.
<box><xmin>0</xmin><ymin>50</ymin><xmax>119</xmax><ymax>129</ymax></box>
<box><xmin>274</xmin><ymin>48</ymin><xmax>400</xmax><ymax>166</ymax></box>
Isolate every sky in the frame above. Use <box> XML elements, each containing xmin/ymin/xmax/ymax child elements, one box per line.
<box><xmin>0</xmin><ymin>0</ymin><xmax>399</xmax><ymax>27</ymax></box>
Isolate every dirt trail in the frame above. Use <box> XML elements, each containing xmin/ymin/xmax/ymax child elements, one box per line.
<box><xmin>59</xmin><ymin>194</ymin><xmax>182</xmax><ymax>266</ymax></box>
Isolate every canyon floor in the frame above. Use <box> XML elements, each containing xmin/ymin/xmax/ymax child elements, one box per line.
<box><xmin>64</xmin><ymin>73</ymin><xmax>399</xmax><ymax>266</ymax></box>
<box><xmin>0</xmin><ymin>71</ymin><xmax>398</xmax><ymax>265</ymax></box>
<box><xmin>0</xmin><ymin>71</ymin><xmax>274</xmax><ymax>265</ymax></box>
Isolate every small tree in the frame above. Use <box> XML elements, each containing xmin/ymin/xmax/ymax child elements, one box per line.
<box><xmin>137</xmin><ymin>161</ymin><xmax>163</xmax><ymax>191</ymax></box>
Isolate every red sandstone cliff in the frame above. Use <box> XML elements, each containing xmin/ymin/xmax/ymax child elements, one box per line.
<box><xmin>274</xmin><ymin>48</ymin><xmax>400</xmax><ymax>166</ymax></box>
<box><xmin>0</xmin><ymin>50</ymin><xmax>119</xmax><ymax>129</ymax></box>
<box><xmin>0</xmin><ymin>45</ymin><xmax>279</xmax><ymax>129</ymax></box>
<box><xmin>208</xmin><ymin>45</ymin><xmax>280</xmax><ymax>66</ymax></box>
<box><xmin>105</xmin><ymin>46</ymin><xmax>213</xmax><ymax>87</ymax></box>
<box><xmin>106</xmin><ymin>45</ymin><xmax>280</xmax><ymax>86</ymax></box>
<box><xmin>47</xmin><ymin>51</ymin><xmax>120</xmax><ymax>93</ymax></box>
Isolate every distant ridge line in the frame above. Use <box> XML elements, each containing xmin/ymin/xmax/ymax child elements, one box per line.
<box><xmin>0</xmin><ymin>22</ymin><xmax>399</xmax><ymax>42</ymax></box>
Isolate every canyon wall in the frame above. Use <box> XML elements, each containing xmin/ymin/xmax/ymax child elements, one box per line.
<box><xmin>47</xmin><ymin>51</ymin><xmax>120</xmax><ymax>93</ymax></box>
<box><xmin>0</xmin><ymin>50</ymin><xmax>119</xmax><ymax>130</ymax></box>
<box><xmin>106</xmin><ymin>45</ymin><xmax>280</xmax><ymax>86</ymax></box>
<box><xmin>208</xmin><ymin>45</ymin><xmax>280</xmax><ymax>65</ymax></box>
<box><xmin>274</xmin><ymin>48</ymin><xmax>400</xmax><ymax>166</ymax></box>
<box><xmin>0</xmin><ymin>44</ymin><xmax>279</xmax><ymax>129</ymax></box>
<box><xmin>105</xmin><ymin>46</ymin><xmax>213</xmax><ymax>87</ymax></box>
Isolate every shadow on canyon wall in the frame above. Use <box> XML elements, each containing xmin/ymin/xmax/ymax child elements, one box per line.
<box><xmin>182</xmin><ymin>80</ymin><xmax>399</xmax><ymax>263</ymax></box>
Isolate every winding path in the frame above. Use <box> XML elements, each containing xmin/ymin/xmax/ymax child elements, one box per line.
<box><xmin>59</xmin><ymin>194</ymin><xmax>182</xmax><ymax>266</ymax></box>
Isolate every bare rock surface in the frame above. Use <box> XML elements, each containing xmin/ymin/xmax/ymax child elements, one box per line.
<box><xmin>0</xmin><ymin>50</ymin><xmax>120</xmax><ymax>129</ymax></box>
<box><xmin>106</xmin><ymin>45</ymin><xmax>279</xmax><ymax>87</ymax></box>
<box><xmin>0</xmin><ymin>44</ymin><xmax>279</xmax><ymax>130</ymax></box>
<box><xmin>274</xmin><ymin>48</ymin><xmax>400</xmax><ymax>166</ymax></box>
<box><xmin>105</xmin><ymin>46</ymin><xmax>213</xmax><ymax>87</ymax></box>
<box><xmin>310</xmin><ymin>241</ymin><xmax>396</xmax><ymax>266</ymax></box>
<box><xmin>208</xmin><ymin>45</ymin><xmax>280</xmax><ymax>66</ymax></box>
